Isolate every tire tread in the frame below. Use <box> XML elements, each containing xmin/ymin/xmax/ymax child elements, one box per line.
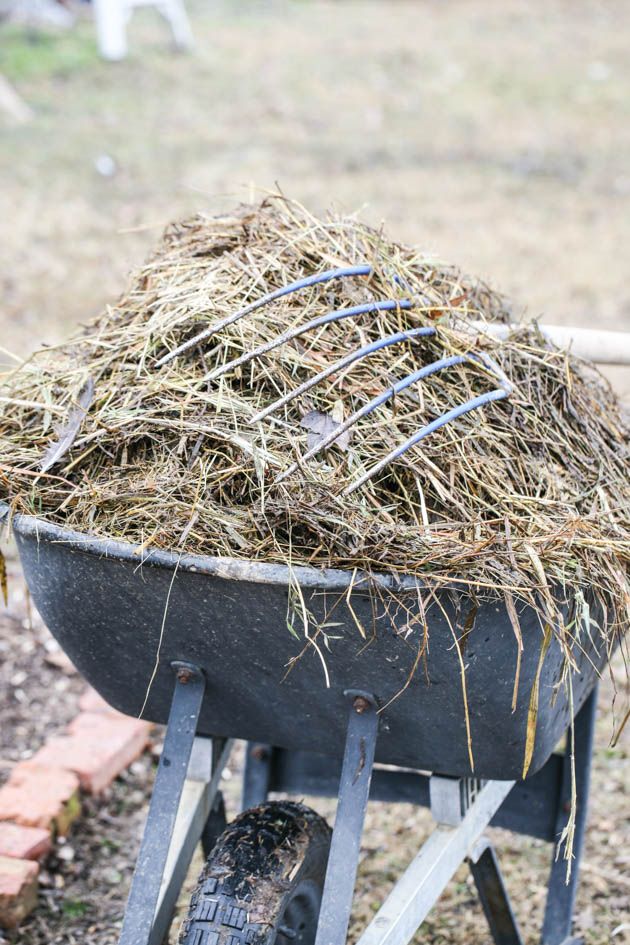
<box><xmin>179</xmin><ymin>802</ymin><xmax>331</xmax><ymax>945</ymax></box>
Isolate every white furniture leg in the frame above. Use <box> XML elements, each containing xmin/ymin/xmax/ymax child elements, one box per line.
<box><xmin>94</xmin><ymin>0</ymin><xmax>194</xmax><ymax>61</ymax></box>
<box><xmin>157</xmin><ymin>0</ymin><xmax>194</xmax><ymax>50</ymax></box>
<box><xmin>94</xmin><ymin>0</ymin><xmax>129</xmax><ymax>61</ymax></box>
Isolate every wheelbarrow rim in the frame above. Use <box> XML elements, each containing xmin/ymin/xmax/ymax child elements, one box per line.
<box><xmin>0</xmin><ymin>501</ymin><xmax>423</xmax><ymax>593</ymax></box>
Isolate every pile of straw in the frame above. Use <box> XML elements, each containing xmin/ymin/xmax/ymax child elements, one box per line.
<box><xmin>1</xmin><ymin>196</ymin><xmax>628</xmax><ymax>675</ymax></box>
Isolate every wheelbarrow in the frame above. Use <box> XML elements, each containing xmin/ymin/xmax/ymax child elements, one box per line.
<box><xmin>3</xmin><ymin>502</ymin><xmax>605</xmax><ymax>945</ymax></box>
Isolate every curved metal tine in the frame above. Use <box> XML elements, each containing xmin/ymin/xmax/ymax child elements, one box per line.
<box><xmin>344</xmin><ymin>386</ymin><xmax>510</xmax><ymax>495</ymax></box>
<box><xmin>250</xmin><ymin>326</ymin><xmax>436</xmax><ymax>425</ymax></box>
<box><xmin>276</xmin><ymin>354</ymin><xmax>469</xmax><ymax>484</ymax></box>
<box><xmin>474</xmin><ymin>351</ymin><xmax>513</xmax><ymax>394</ymax></box>
<box><xmin>154</xmin><ymin>264</ymin><xmax>373</xmax><ymax>368</ymax></box>
<box><xmin>203</xmin><ymin>299</ymin><xmax>413</xmax><ymax>383</ymax></box>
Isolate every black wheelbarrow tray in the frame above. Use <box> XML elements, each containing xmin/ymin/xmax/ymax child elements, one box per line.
<box><xmin>4</xmin><ymin>503</ymin><xmax>606</xmax><ymax>945</ymax></box>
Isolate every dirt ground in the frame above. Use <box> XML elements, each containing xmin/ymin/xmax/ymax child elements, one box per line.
<box><xmin>0</xmin><ymin>1</ymin><xmax>628</xmax><ymax>943</ymax></box>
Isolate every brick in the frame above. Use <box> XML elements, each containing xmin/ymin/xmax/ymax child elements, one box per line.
<box><xmin>29</xmin><ymin>712</ymin><xmax>151</xmax><ymax>795</ymax></box>
<box><xmin>0</xmin><ymin>766</ymin><xmax>80</xmax><ymax>835</ymax></box>
<box><xmin>78</xmin><ymin>687</ymin><xmax>123</xmax><ymax>717</ymax></box>
<box><xmin>0</xmin><ymin>855</ymin><xmax>39</xmax><ymax>929</ymax></box>
<box><xmin>0</xmin><ymin>823</ymin><xmax>51</xmax><ymax>861</ymax></box>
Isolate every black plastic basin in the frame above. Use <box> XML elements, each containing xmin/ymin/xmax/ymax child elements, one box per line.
<box><xmin>2</xmin><ymin>504</ymin><xmax>604</xmax><ymax>779</ymax></box>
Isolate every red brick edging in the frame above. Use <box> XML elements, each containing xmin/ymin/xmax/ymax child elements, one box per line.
<box><xmin>0</xmin><ymin>689</ymin><xmax>152</xmax><ymax>928</ymax></box>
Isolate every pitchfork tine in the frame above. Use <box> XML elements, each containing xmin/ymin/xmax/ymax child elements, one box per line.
<box><xmin>344</xmin><ymin>385</ymin><xmax>512</xmax><ymax>496</ymax></box>
<box><xmin>276</xmin><ymin>354</ymin><xmax>469</xmax><ymax>483</ymax></box>
<box><xmin>155</xmin><ymin>264</ymin><xmax>373</xmax><ymax>367</ymax></box>
<box><xmin>204</xmin><ymin>300</ymin><xmax>413</xmax><ymax>383</ymax></box>
<box><xmin>250</xmin><ymin>327</ymin><xmax>436</xmax><ymax>425</ymax></box>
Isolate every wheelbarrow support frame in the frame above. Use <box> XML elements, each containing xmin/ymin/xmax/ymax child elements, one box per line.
<box><xmin>314</xmin><ymin>691</ymin><xmax>379</xmax><ymax>945</ymax></box>
<box><xmin>117</xmin><ymin>668</ymin><xmax>597</xmax><ymax>945</ymax></box>
<box><xmin>241</xmin><ymin>691</ymin><xmax>597</xmax><ymax>945</ymax></box>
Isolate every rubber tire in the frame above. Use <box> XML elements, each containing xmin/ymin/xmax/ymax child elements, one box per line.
<box><xmin>202</xmin><ymin>791</ymin><xmax>227</xmax><ymax>858</ymax></box>
<box><xmin>179</xmin><ymin>801</ymin><xmax>331</xmax><ymax>945</ymax></box>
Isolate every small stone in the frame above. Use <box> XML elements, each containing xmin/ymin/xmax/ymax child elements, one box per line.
<box><xmin>95</xmin><ymin>154</ymin><xmax>117</xmax><ymax>177</ymax></box>
<box><xmin>103</xmin><ymin>867</ymin><xmax>122</xmax><ymax>885</ymax></box>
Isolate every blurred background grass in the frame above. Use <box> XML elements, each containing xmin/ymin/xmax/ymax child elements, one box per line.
<box><xmin>1</xmin><ymin>0</ymin><xmax>628</xmax><ymax>398</ymax></box>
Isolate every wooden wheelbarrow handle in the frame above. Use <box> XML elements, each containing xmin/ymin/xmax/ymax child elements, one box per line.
<box><xmin>472</xmin><ymin>323</ymin><xmax>630</xmax><ymax>365</ymax></box>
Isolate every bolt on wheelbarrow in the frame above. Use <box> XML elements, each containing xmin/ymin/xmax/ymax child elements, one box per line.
<box><xmin>6</xmin><ymin>502</ymin><xmax>604</xmax><ymax>945</ymax></box>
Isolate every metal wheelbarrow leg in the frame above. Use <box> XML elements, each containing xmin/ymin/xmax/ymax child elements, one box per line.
<box><xmin>275</xmin><ymin>691</ymin><xmax>516</xmax><ymax>945</ymax></box>
<box><xmin>314</xmin><ymin>692</ymin><xmax>380</xmax><ymax>945</ymax></box>
<box><xmin>118</xmin><ymin>662</ymin><xmax>232</xmax><ymax>945</ymax></box>
<box><xmin>541</xmin><ymin>688</ymin><xmax>597</xmax><ymax>945</ymax></box>
<box><xmin>468</xmin><ymin>838</ymin><xmax>524</xmax><ymax>945</ymax></box>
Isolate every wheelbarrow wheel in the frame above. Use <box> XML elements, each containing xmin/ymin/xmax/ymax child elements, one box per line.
<box><xmin>179</xmin><ymin>800</ymin><xmax>331</xmax><ymax>945</ymax></box>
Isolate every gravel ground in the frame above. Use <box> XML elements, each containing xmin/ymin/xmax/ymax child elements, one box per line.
<box><xmin>0</xmin><ymin>552</ymin><xmax>84</xmax><ymax>786</ymax></box>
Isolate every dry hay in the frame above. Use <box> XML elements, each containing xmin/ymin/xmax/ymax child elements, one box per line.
<box><xmin>1</xmin><ymin>195</ymin><xmax>629</xmax><ymax>728</ymax></box>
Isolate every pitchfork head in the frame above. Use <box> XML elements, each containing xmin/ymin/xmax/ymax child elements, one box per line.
<box><xmin>156</xmin><ymin>265</ymin><xmax>512</xmax><ymax>493</ymax></box>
